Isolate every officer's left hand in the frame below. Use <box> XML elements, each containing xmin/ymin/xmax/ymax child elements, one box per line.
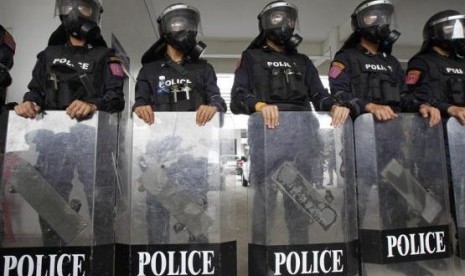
<box><xmin>330</xmin><ymin>105</ymin><xmax>350</xmax><ymax>128</ymax></box>
<box><xmin>419</xmin><ymin>104</ymin><xmax>441</xmax><ymax>127</ymax></box>
<box><xmin>66</xmin><ymin>100</ymin><xmax>97</xmax><ymax>120</ymax></box>
<box><xmin>196</xmin><ymin>105</ymin><xmax>217</xmax><ymax>126</ymax></box>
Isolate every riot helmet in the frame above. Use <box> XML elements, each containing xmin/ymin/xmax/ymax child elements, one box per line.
<box><xmin>258</xmin><ymin>1</ymin><xmax>302</xmax><ymax>49</ymax></box>
<box><xmin>56</xmin><ymin>0</ymin><xmax>103</xmax><ymax>42</ymax></box>
<box><xmin>157</xmin><ymin>4</ymin><xmax>206</xmax><ymax>59</ymax></box>
<box><xmin>351</xmin><ymin>0</ymin><xmax>400</xmax><ymax>49</ymax></box>
<box><xmin>424</xmin><ymin>10</ymin><xmax>465</xmax><ymax>57</ymax></box>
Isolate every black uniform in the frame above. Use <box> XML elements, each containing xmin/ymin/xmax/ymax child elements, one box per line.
<box><xmin>231</xmin><ymin>45</ymin><xmax>330</xmax><ymax>247</ymax></box>
<box><xmin>407</xmin><ymin>50</ymin><xmax>465</xmax><ymax>114</ymax></box>
<box><xmin>328</xmin><ymin>45</ymin><xmax>409</xmax><ymax>117</ymax></box>
<box><xmin>23</xmin><ymin>44</ymin><xmax>125</xmax><ymax>112</ymax></box>
<box><xmin>0</xmin><ymin>25</ymin><xmax>15</xmax><ymax>105</ymax></box>
<box><xmin>231</xmin><ymin>46</ymin><xmax>338</xmax><ymax>113</ymax></box>
<box><xmin>134</xmin><ymin>56</ymin><xmax>226</xmax><ymax>112</ymax></box>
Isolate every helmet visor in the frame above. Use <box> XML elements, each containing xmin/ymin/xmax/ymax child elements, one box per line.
<box><xmin>56</xmin><ymin>0</ymin><xmax>101</xmax><ymax>23</ymax></box>
<box><xmin>431</xmin><ymin>15</ymin><xmax>465</xmax><ymax>40</ymax></box>
<box><xmin>356</xmin><ymin>1</ymin><xmax>394</xmax><ymax>28</ymax></box>
<box><xmin>159</xmin><ymin>5</ymin><xmax>201</xmax><ymax>35</ymax></box>
<box><xmin>260</xmin><ymin>2</ymin><xmax>299</xmax><ymax>32</ymax></box>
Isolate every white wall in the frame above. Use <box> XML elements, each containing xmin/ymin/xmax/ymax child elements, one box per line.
<box><xmin>1</xmin><ymin>0</ymin><xmax>57</xmax><ymax>103</ymax></box>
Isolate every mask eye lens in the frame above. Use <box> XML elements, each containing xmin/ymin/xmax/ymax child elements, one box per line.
<box><xmin>270</xmin><ymin>12</ymin><xmax>285</xmax><ymax>26</ymax></box>
<box><xmin>62</xmin><ymin>2</ymin><xmax>73</xmax><ymax>15</ymax></box>
<box><xmin>78</xmin><ymin>4</ymin><xmax>93</xmax><ymax>17</ymax></box>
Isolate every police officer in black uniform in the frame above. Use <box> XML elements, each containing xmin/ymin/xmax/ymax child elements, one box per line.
<box><xmin>328</xmin><ymin>0</ymin><xmax>440</xmax><ymax>125</ymax></box>
<box><xmin>0</xmin><ymin>25</ymin><xmax>15</xmax><ymax>107</ymax></box>
<box><xmin>329</xmin><ymin>1</ymin><xmax>439</xmax><ymax>275</ymax></box>
<box><xmin>231</xmin><ymin>1</ymin><xmax>349</xmax><ymax>274</ymax></box>
<box><xmin>14</xmin><ymin>0</ymin><xmax>125</xmax><ymax>119</ymax></box>
<box><xmin>407</xmin><ymin>10</ymin><xmax>465</xmax><ymax>124</ymax></box>
<box><xmin>12</xmin><ymin>0</ymin><xmax>124</xmax><ymax>247</ymax></box>
<box><xmin>133</xmin><ymin>3</ymin><xmax>226</xmax><ymax>126</ymax></box>
<box><xmin>231</xmin><ymin>1</ymin><xmax>348</xmax><ymax>128</ymax></box>
<box><xmin>133</xmin><ymin>3</ymin><xmax>226</xmax><ymax>244</ymax></box>
<box><xmin>407</xmin><ymin>10</ymin><xmax>465</xmax><ymax>258</ymax></box>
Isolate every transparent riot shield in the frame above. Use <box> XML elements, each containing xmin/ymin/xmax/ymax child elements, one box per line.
<box><xmin>128</xmin><ymin>113</ymin><xmax>236</xmax><ymax>276</ymax></box>
<box><xmin>447</xmin><ymin>118</ymin><xmax>465</xmax><ymax>265</ymax></box>
<box><xmin>0</xmin><ymin>111</ymin><xmax>118</xmax><ymax>275</ymax></box>
<box><xmin>248</xmin><ymin>112</ymin><xmax>358</xmax><ymax>276</ymax></box>
<box><xmin>355</xmin><ymin>113</ymin><xmax>453</xmax><ymax>275</ymax></box>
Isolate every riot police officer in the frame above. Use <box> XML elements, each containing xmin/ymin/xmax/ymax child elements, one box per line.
<box><xmin>407</xmin><ymin>10</ymin><xmax>465</xmax><ymax>124</ymax></box>
<box><xmin>407</xmin><ymin>10</ymin><xmax>465</xmax><ymax>258</ymax></box>
<box><xmin>14</xmin><ymin>0</ymin><xmax>125</xmax><ymax>120</ymax></box>
<box><xmin>12</xmin><ymin>0</ymin><xmax>124</xmax><ymax>247</ymax></box>
<box><xmin>230</xmin><ymin>1</ymin><xmax>349</xmax><ymax>274</ymax></box>
<box><xmin>230</xmin><ymin>0</ymin><xmax>349</xmax><ymax>128</ymax></box>
<box><xmin>328</xmin><ymin>0</ymin><xmax>440</xmax><ymax>126</ymax></box>
<box><xmin>0</xmin><ymin>24</ymin><xmax>15</xmax><ymax>107</ymax></box>
<box><xmin>133</xmin><ymin>3</ymin><xmax>226</xmax><ymax>244</ymax></box>
<box><xmin>133</xmin><ymin>3</ymin><xmax>226</xmax><ymax>126</ymax></box>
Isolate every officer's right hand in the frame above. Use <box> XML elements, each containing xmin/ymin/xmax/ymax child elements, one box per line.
<box><xmin>134</xmin><ymin>105</ymin><xmax>155</xmax><ymax>125</ymax></box>
<box><xmin>448</xmin><ymin>106</ymin><xmax>465</xmax><ymax>125</ymax></box>
<box><xmin>257</xmin><ymin>103</ymin><xmax>279</xmax><ymax>129</ymax></box>
<box><xmin>14</xmin><ymin>101</ymin><xmax>40</xmax><ymax>119</ymax></box>
<box><xmin>365</xmin><ymin>103</ymin><xmax>398</xmax><ymax>121</ymax></box>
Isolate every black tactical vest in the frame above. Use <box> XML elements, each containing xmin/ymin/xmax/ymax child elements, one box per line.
<box><xmin>416</xmin><ymin>54</ymin><xmax>465</xmax><ymax>105</ymax></box>
<box><xmin>42</xmin><ymin>45</ymin><xmax>110</xmax><ymax>109</ymax></box>
<box><xmin>344</xmin><ymin>48</ymin><xmax>401</xmax><ymax>105</ymax></box>
<box><xmin>143</xmin><ymin>59</ymin><xmax>207</xmax><ymax>111</ymax></box>
<box><xmin>246</xmin><ymin>49</ymin><xmax>308</xmax><ymax>106</ymax></box>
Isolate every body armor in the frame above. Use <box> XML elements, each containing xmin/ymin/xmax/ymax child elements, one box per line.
<box><xmin>143</xmin><ymin>59</ymin><xmax>207</xmax><ymax>111</ymax></box>
<box><xmin>247</xmin><ymin>49</ymin><xmax>309</xmax><ymax>108</ymax></box>
<box><xmin>343</xmin><ymin>48</ymin><xmax>401</xmax><ymax>105</ymax></box>
<box><xmin>42</xmin><ymin>45</ymin><xmax>110</xmax><ymax>109</ymax></box>
<box><xmin>416</xmin><ymin>54</ymin><xmax>465</xmax><ymax>105</ymax></box>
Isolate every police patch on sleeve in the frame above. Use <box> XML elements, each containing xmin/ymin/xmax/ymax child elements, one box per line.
<box><xmin>109</xmin><ymin>62</ymin><xmax>124</xmax><ymax>77</ymax></box>
<box><xmin>406</xmin><ymin>70</ymin><xmax>421</xmax><ymax>85</ymax></box>
<box><xmin>3</xmin><ymin>31</ymin><xmax>16</xmax><ymax>53</ymax></box>
<box><xmin>328</xmin><ymin>62</ymin><xmax>345</xmax><ymax>79</ymax></box>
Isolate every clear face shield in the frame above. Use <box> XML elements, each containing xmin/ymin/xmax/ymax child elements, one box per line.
<box><xmin>356</xmin><ymin>2</ymin><xmax>394</xmax><ymax>30</ymax></box>
<box><xmin>431</xmin><ymin>15</ymin><xmax>465</xmax><ymax>41</ymax></box>
<box><xmin>260</xmin><ymin>3</ymin><xmax>299</xmax><ymax>33</ymax></box>
<box><xmin>159</xmin><ymin>5</ymin><xmax>202</xmax><ymax>37</ymax></box>
<box><xmin>55</xmin><ymin>0</ymin><xmax>101</xmax><ymax>24</ymax></box>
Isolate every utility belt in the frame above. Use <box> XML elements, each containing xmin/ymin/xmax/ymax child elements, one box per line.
<box><xmin>152</xmin><ymin>90</ymin><xmax>201</xmax><ymax>112</ymax></box>
<box><xmin>272</xmin><ymin>102</ymin><xmax>311</xmax><ymax>111</ymax></box>
<box><xmin>45</xmin><ymin>72</ymin><xmax>96</xmax><ymax>110</ymax></box>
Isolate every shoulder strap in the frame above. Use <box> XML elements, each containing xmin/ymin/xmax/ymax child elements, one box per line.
<box><xmin>165</xmin><ymin>59</ymin><xmax>206</xmax><ymax>99</ymax></box>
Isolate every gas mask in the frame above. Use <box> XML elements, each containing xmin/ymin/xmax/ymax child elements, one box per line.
<box><xmin>158</xmin><ymin>4</ymin><xmax>206</xmax><ymax>58</ymax></box>
<box><xmin>56</xmin><ymin>0</ymin><xmax>102</xmax><ymax>41</ymax></box>
<box><xmin>259</xmin><ymin>1</ymin><xmax>301</xmax><ymax>49</ymax></box>
<box><xmin>353</xmin><ymin>0</ymin><xmax>400</xmax><ymax>49</ymax></box>
<box><xmin>429</xmin><ymin>14</ymin><xmax>465</xmax><ymax>57</ymax></box>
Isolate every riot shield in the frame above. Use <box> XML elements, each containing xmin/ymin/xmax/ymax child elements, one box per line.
<box><xmin>248</xmin><ymin>112</ymin><xmax>358</xmax><ymax>276</ymax></box>
<box><xmin>447</xmin><ymin>118</ymin><xmax>465</xmax><ymax>265</ymax></box>
<box><xmin>127</xmin><ymin>113</ymin><xmax>236</xmax><ymax>276</ymax></box>
<box><xmin>0</xmin><ymin>111</ymin><xmax>118</xmax><ymax>275</ymax></box>
<box><xmin>355</xmin><ymin>113</ymin><xmax>453</xmax><ymax>276</ymax></box>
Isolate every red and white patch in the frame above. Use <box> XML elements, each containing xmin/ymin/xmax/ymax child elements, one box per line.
<box><xmin>3</xmin><ymin>31</ymin><xmax>16</xmax><ymax>53</ymax></box>
<box><xmin>328</xmin><ymin>62</ymin><xmax>345</xmax><ymax>79</ymax></box>
<box><xmin>406</xmin><ymin>70</ymin><xmax>421</xmax><ymax>85</ymax></box>
<box><xmin>109</xmin><ymin>63</ymin><xmax>124</xmax><ymax>77</ymax></box>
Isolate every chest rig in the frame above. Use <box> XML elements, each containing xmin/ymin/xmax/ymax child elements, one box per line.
<box><xmin>43</xmin><ymin>45</ymin><xmax>109</xmax><ymax>109</ymax></box>
<box><xmin>248</xmin><ymin>49</ymin><xmax>308</xmax><ymax>105</ymax></box>
<box><xmin>417</xmin><ymin>54</ymin><xmax>465</xmax><ymax>105</ymax></box>
<box><xmin>145</xmin><ymin>59</ymin><xmax>206</xmax><ymax>111</ymax></box>
<box><xmin>345</xmin><ymin>48</ymin><xmax>401</xmax><ymax>105</ymax></box>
